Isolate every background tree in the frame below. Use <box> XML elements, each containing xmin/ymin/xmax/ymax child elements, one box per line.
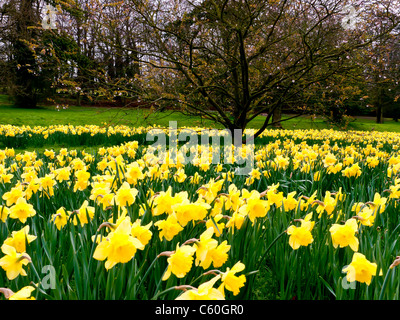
<box><xmin>129</xmin><ymin>0</ymin><xmax>400</xmax><ymax>141</ymax></box>
<box><xmin>31</xmin><ymin>0</ymin><xmax>143</xmax><ymax>107</ymax></box>
<box><xmin>361</xmin><ymin>29</ymin><xmax>400</xmax><ymax>124</ymax></box>
<box><xmin>0</xmin><ymin>0</ymin><xmax>43</xmax><ymax>108</ymax></box>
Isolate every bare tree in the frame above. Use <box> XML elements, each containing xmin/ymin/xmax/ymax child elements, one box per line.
<box><xmin>128</xmin><ymin>0</ymin><xmax>400</xmax><ymax>141</ymax></box>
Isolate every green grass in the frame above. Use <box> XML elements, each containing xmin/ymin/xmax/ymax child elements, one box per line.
<box><xmin>0</xmin><ymin>94</ymin><xmax>334</xmax><ymax>130</ymax></box>
<box><xmin>346</xmin><ymin>118</ymin><xmax>400</xmax><ymax>132</ymax></box>
<box><xmin>1</xmin><ymin>94</ymin><xmax>400</xmax><ymax>133</ymax></box>
<box><xmin>0</xmin><ymin>96</ymin><xmax>223</xmax><ymax>128</ymax></box>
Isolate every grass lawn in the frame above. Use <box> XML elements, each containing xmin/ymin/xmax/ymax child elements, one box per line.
<box><xmin>1</xmin><ymin>94</ymin><xmax>400</xmax><ymax>133</ymax></box>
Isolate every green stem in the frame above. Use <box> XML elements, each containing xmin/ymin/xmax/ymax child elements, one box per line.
<box><xmin>256</xmin><ymin>230</ymin><xmax>286</xmax><ymax>270</ymax></box>
<box><xmin>189</xmin><ymin>270</ymin><xmax>222</xmax><ymax>286</ymax></box>
<box><xmin>151</xmin><ymin>286</ymin><xmax>178</xmax><ymax>300</ymax></box>
<box><xmin>378</xmin><ymin>268</ymin><xmax>393</xmax><ymax>300</ymax></box>
<box><xmin>136</xmin><ymin>255</ymin><xmax>160</xmax><ymax>296</ymax></box>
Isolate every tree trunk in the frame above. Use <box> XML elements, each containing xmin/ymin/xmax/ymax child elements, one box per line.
<box><xmin>12</xmin><ymin>0</ymin><xmax>38</xmax><ymax>108</ymax></box>
<box><xmin>272</xmin><ymin>105</ymin><xmax>283</xmax><ymax>128</ymax></box>
<box><xmin>376</xmin><ymin>87</ymin><xmax>384</xmax><ymax>124</ymax></box>
<box><xmin>376</xmin><ymin>105</ymin><xmax>384</xmax><ymax>124</ymax></box>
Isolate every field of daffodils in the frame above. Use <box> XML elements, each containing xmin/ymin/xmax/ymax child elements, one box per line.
<box><xmin>1</xmin><ymin>125</ymin><xmax>400</xmax><ymax>300</ymax></box>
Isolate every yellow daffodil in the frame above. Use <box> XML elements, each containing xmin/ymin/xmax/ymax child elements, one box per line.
<box><xmin>226</xmin><ymin>210</ymin><xmax>246</xmax><ymax>232</ymax></box>
<box><xmin>370</xmin><ymin>193</ymin><xmax>387</xmax><ymax>213</ymax></box>
<box><xmin>227</xmin><ymin>184</ymin><xmax>241</xmax><ymax>212</ymax></box>
<box><xmin>125</xmin><ymin>162</ymin><xmax>144</xmax><ymax>185</ymax></box>
<box><xmin>51</xmin><ymin>207</ymin><xmax>69</xmax><ymax>230</ymax></box>
<box><xmin>9</xmin><ymin>197</ymin><xmax>36</xmax><ymax>223</ymax></box>
<box><xmin>114</xmin><ymin>182</ymin><xmax>139</xmax><ymax>207</ymax></box>
<box><xmin>329</xmin><ymin>218</ymin><xmax>359</xmax><ymax>251</ymax></box>
<box><xmin>206</xmin><ymin>214</ymin><xmax>225</xmax><ymax>237</ymax></box>
<box><xmin>1</xmin><ymin>173</ymin><xmax>13</xmax><ymax>184</ymax></box>
<box><xmin>89</xmin><ymin>181</ymin><xmax>111</xmax><ymax>204</ymax></box>
<box><xmin>154</xmin><ymin>213</ymin><xmax>184</xmax><ymax>241</ymax></box>
<box><xmin>0</xmin><ymin>244</ymin><xmax>31</xmax><ymax>280</ymax></box>
<box><xmin>73</xmin><ymin>169</ymin><xmax>91</xmax><ymax>192</ymax></box>
<box><xmin>287</xmin><ymin>213</ymin><xmax>315</xmax><ymax>249</ymax></box>
<box><xmin>39</xmin><ymin>174</ymin><xmax>56</xmax><ymax>197</ymax></box>
<box><xmin>265</xmin><ymin>183</ymin><xmax>283</xmax><ymax>208</ymax></box>
<box><xmin>193</xmin><ymin>227</ymin><xmax>218</xmax><ymax>269</ymax></box>
<box><xmin>0</xmin><ymin>286</ymin><xmax>36</xmax><ymax>300</ymax></box>
<box><xmin>316</xmin><ymin>191</ymin><xmax>336</xmax><ymax>218</ymax></box>
<box><xmin>189</xmin><ymin>172</ymin><xmax>202</xmax><ymax>184</ymax></box>
<box><xmin>54</xmin><ymin>166</ymin><xmax>71</xmax><ymax>183</ymax></box>
<box><xmin>208</xmin><ymin>240</ymin><xmax>231</xmax><ymax>268</ymax></box>
<box><xmin>152</xmin><ymin>186</ymin><xmax>175</xmax><ymax>216</ymax></box>
<box><xmin>218</xmin><ymin>261</ymin><xmax>246</xmax><ymax>296</ymax></box>
<box><xmin>162</xmin><ymin>243</ymin><xmax>196</xmax><ymax>281</ymax></box>
<box><xmin>130</xmin><ymin>219</ymin><xmax>153</xmax><ymax>246</ymax></box>
<box><xmin>2</xmin><ymin>184</ymin><xmax>25</xmax><ymax>207</ymax></box>
<box><xmin>174</xmin><ymin>168</ymin><xmax>187</xmax><ymax>183</ymax></box>
<box><xmin>354</xmin><ymin>206</ymin><xmax>376</xmax><ymax>227</ymax></box>
<box><xmin>176</xmin><ymin>275</ymin><xmax>225</xmax><ymax>300</ymax></box>
<box><xmin>197</xmin><ymin>179</ymin><xmax>224</xmax><ymax>203</ymax></box>
<box><xmin>93</xmin><ymin>217</ymin><xmax>145</xmax><ymax>270</ymax></box>
<box><xmin>282</xmin><ymin>191</ymin><xmax>298</xmax><ymax>211</ymax></box>
<box><xmin>3</xmin><ymin>225</ymin><xmax>37</xmax><ymax>253</ymax></box>
<box><xmin>9</xmin><ymin>286</ymin><xmax>36</xmax><ymax>300</ymax></box>
<box><xmin>238</xmin><ymin>191</ymin><xmax>269</xmax><ymax>223</ymax></box>
<box><xmin>342</xmin><ymin>163</ymin><xmax>362</xmax><ymax>178</ymax></box>
<box><xmin>76</xmin><ymin>200</ymin><xmax>95</xmax><ymax>226</ymax></box>
<box><xmin>342</xmin><ymin>252</ymin><xmax>377</xmax><ymax>285</ymax></box>
<box><xmin>173</xmin><ymin>200</ymin><xmax>211</xmax><ymax>227</ymax></box>
<box><xmin>0</xmin><ymin>205</ymin><xmax>9</xmax><ymax>223</ymax></box>
<box><xmin>323</xmin><ymin>153</ymin><xmax>337</xmax><ymax>167</ymax></box>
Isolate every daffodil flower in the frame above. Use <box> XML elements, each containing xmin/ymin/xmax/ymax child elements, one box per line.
<box><xmin>238</xmin><ymin>190</ymin><xmax>269</xmax><ymax>223</ymax></box>
<box><xmin>3</xmin><ymin>225</ymin><xmax>37</xmax><ymax>253</ymax></box>
<box><xmin>154</xmin><ymin>213</ymin><xmax>184</xmax><ymax>241</ymax></box>
<box><xmin>162</xmin><ymin>243</ymin><xmax>196</xmax><ymax>281</ymax></box>
<box><xmin>2</xmin><ymin>184</ymin><xmax>25</xmax><ymax>207</ymax></box>
<box><xmin>51</xmin><ymin>207</ymin><xmax>69</xmax><ymax>230</ymax></box>
<box><xmin>287</xmin><ymin>213</ymin><xmax>315</xmax><ymax>250</ymax></box>
<box><xmin>329</xmin><ymin>218</ymin><xmax>359</xmax><ymax>251</ymax></box>
<box><xmin>93</xmin><ymin>217</ymin><xmax>145</xmax><ymax>270</ymax></box>
<box><xmin>218</xmin><ymin>261</ymin><xmax>246</xmax><ymax>296</ymax></box>
<box><xmin>342</xmin><ymin>252</ymin><xmax>377</xmax><ymax>285</ymax></box>
<box><xmin>0</xmin><ymin>244</ymin><xmax>31</xmax><ymax>280</ymax></box>
<box><xmin>114</xmin><ymin>182</ymin><xmax>138</xmax><ymax>207</ymax></box>
<box><xmin>9</xmin><ymin>286</ymin><xmax>36</xmax><ymax>300</ymax></box>
<box><xmin>9</xmin><ymin>197</ymin><xmax>36</xmax><ymax>223</ymax></box>
<box><xmin>175</xmin><ymin>275</ymin><xmax>225</xmax><ymax>300</ymax></box>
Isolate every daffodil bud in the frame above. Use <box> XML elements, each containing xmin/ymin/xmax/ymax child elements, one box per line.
<box><xmin>182</xmin><ymin>238</ymin><xmax>199</xmax><ymax>246</ymax></box>
<box><xmin>97</xmin><ymin>221</ymin><xmax>116</xmax><ymax>232</ymax></box>
<box><xmin>175</xmin><ymin>285</ymin><xmax>196</xmax><ymax>292</ymax></box>
<box><xmin>17</xmin><ymin>254</ymin><xmax>32</xmax><ymax>263</ymax></box>
<box><xmin>352</xmin><ymin>215</ymin><xmax>366</xmax><ymax>222</ymax></box>
<box><xmin>390</xmin><ymin>256</ymin><xmax>400</xmax><ymax>269</ymax></box>
<box><xmin>0</xmin><ymin>288</ymin><xmax>14</xmax><ymax>299</ymax></box>
<box><xmin>157</xmin><ymin>251</ymin><xmax>175</xmax><ymax>258</ymax></box>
